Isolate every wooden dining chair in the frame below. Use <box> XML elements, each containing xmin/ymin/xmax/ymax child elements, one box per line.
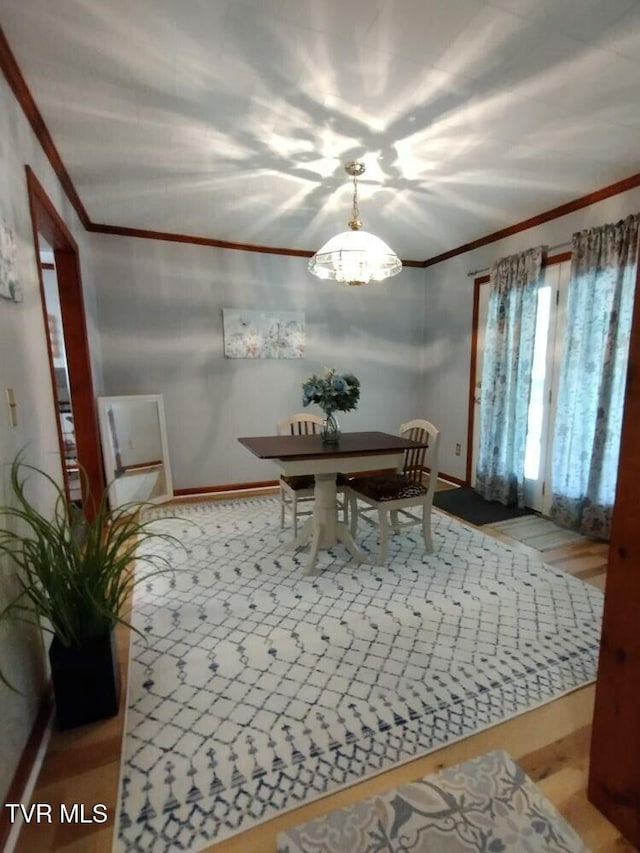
<box><xmin>276</xmin><ymin>414</ymin><xmax>348</xmax><ymax>535</ymax></box>
<box><xmin>347</xmin><ymin>419</ymin><xmax>440</xmax><ymax>563</ymax></box>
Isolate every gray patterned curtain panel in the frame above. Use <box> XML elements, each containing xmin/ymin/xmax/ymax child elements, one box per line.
<box><xmin>475</xmin><ymin>246</ymin><xmax>545</xmax><ymax>507</ymax></box>
<box><xmin>550</xmin><ymin>214</ymin><xmax>639</xmax><ymax>539</ymax></box>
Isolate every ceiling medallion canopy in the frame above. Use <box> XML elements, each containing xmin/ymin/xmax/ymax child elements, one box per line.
<box><xmin>308</xmin><ymin>161</ymin><xmax>402</xmax><ymax>287</ymax></box>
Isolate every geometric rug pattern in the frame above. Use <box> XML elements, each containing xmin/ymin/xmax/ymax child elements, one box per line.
<box><xmin>277</xmin><ymin>749</ymin><xmax>588</xmax><ymax>852</ymax></box>
<box><xmin>115</xmin><ymin>497</ymin><xmax>603</xmax><ymax>852</ymax></box>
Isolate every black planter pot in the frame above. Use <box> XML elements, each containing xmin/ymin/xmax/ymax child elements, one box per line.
<box><xmin>49</xmin><ymin>632</ymin><xmax>121</xmax><ymax>730</ymax></box>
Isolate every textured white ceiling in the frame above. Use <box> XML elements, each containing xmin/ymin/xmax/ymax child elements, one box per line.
<box><xmin>3</xmin><ymin>0</ymin><xmax>640</xmax><ymax>260</ymax></box>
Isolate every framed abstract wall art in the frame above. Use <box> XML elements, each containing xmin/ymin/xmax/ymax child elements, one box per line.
<box><xmin>222</xmin><ymin>309</ymin><xmax>305</xmax><ymax>359</ymax></box>
<box><xmin>0</xmin><ymin>144</ymin><xmax>20</xmax><ymax>302</ymax></box>
<box><xmin>0</xmin><ymin>216</ymin><xmax>19</xmax><ymax>301</ymax></box>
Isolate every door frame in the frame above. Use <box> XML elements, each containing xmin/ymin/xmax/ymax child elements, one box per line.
<box><xmin>589</xmin><ymin>244</ymin><xmax>640</xmax><ymax>846</ymax></box>
<box><xmin>25</xmin><ymin>166</ymin><xmax>105</xmax><ymax>516</ymax></box>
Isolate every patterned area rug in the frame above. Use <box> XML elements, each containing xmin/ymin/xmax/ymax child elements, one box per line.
<box><xmin>278</xmin><ymin>749</ymin><xmax>588</xmax><ymax>852</ymax></box>
<box><xmin>115</xmin><ymin>497</ymin><xmax>603</xmax><ymax>852</ymax></box>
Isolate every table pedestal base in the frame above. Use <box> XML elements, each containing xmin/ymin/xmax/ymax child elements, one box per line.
<box><xmin>285</xmin><ymin>472</ymin><xmax>368</xmax><ymax>574</ymax></box>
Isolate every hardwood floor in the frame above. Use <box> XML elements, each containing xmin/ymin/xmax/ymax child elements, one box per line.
<box><xmin>15</xmin><ymin>491</ymin><xmax>635</xmax><ymax>852</ymax></box>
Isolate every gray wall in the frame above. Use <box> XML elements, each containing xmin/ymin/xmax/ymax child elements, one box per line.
<box><xmin>0</xmin><ymin>73</ymin><xmax>99</xmax><ymax>802</ymax></box>
<box><xmin>92</xmin><ymin>180</ymin><xmax>640</xmax><ymax>493</ymax></box>
<box><xmin>91</xmin><ymin>235</ymin><xmax>426</xmax><ymax>489</ymax></box>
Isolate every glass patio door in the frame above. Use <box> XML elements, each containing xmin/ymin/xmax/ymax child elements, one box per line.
<box><xmin>522</xmin><ymin>260</ymin><xmax>569</xmax><ymax>512</ymax></box>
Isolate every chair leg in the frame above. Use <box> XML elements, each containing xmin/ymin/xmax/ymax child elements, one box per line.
<box><xmin>378</xmin><ymin>508</ymin><xmax>389</xmax><ymax>564</ymax></box>
<box><xmin>343</xmin><ymin>491</ymin><xmax>350</xmax><ymax>526</ymax></box>
<box><xmin>349</xmin><ymin>493</ymin><xmax>358</xmax><ymax>536</ymax></box>
<box><xmin>390</xmin><ymin>510</ymin><xmax>400</xmax><ymax>532</ymax></box>
<box><xmin>280</xmin><ymin>489</ymin><xmax>286</xmax><ymax>529</ymax></box>
<box><xmin>292</xmin><ymin>494</ymin><xmax>298</xmax><ymax>537</ymax></box>
<box><xmin>422</xmin><ymin>502</ymin><xmax>433</xmax><ymax>553</ymax></box>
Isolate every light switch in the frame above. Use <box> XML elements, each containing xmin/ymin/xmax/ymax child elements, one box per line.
<box><xmin>6</xmin><ymin>388</ymin><xmax>17</xmax><ymax>428</ymax></box>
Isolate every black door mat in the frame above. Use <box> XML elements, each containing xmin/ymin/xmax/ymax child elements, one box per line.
<box><xmin>433</xmin><ymin>486</ymin><xmax>534</xmax><ymax>526</ymax></box>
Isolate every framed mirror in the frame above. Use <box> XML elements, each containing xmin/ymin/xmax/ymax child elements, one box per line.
<box><xmin>97</xmin><ymin>394</ymin><xmax>173</xmax><ymax>510</ymax></box>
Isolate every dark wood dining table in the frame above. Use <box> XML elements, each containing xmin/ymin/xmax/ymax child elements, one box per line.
<box><xmin>238</xmin><ymin>431</ymin><xmax>429</xmax><ymax>574</ymax></box>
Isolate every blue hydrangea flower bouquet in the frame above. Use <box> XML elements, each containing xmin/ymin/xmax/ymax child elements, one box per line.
<box><xmin>302</xmin><ymin>368</ymin><xmax>360</xmax><ymax>443</ymax></box>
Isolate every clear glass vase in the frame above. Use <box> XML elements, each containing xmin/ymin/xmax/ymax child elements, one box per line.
<box><xmin>321</xmin><ymin>411</ymin><xmax>341</xmax><ymax>444</ymax></box>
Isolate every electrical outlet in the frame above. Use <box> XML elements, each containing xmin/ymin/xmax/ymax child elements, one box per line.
<box><xmin>455</xmin><ymin>442</ymin><xmax>461</xmax><ymax>456</ymax></box>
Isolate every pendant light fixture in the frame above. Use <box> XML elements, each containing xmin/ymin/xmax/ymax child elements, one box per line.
<box><xmin>308</xmin><ymin>161</ymin><xmax>402</xmax><ymax>286</ymax></box>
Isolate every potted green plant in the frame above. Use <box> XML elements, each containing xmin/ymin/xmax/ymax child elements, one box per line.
<box><xmin>0</xmin><ymin>454</ymin><xmax>178</xmax><ymax>729</ymax></box>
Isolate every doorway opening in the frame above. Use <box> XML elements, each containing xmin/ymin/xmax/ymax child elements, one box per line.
<box><xmin>38</xmin><ymin>241</ymin><xmax>82</xmax><ymax>505</ymax></box>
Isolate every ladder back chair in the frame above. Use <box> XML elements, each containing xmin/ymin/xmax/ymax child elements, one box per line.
<box><xmin>348</xmin><ymin>419</ymin><xmax>440</xmax><ymax>563</ymax></box>
<box><xmin>276</xmin><ymin>413</ymin><xmax>348</xmax><ymax>535</ymax></box>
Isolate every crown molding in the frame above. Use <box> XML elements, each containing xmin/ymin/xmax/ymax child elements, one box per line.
<box><xmin>0</xmin><ymin>27</ymin><xmax>91</xmax><ymax>229</ymax></box>
<box><xmin>87</xmin><ymin>222</ymin><xmax>315</xmax><ymax>257</ymax></box>
<box><xmin>422</xmin><ymin>173</ymin><xmax>640</xmax><ymax>268</ymax></box>
<box><xmin>87</xmin><ymin>222</ymin><xmax>426</xmax><ymax>266</ymax></box>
